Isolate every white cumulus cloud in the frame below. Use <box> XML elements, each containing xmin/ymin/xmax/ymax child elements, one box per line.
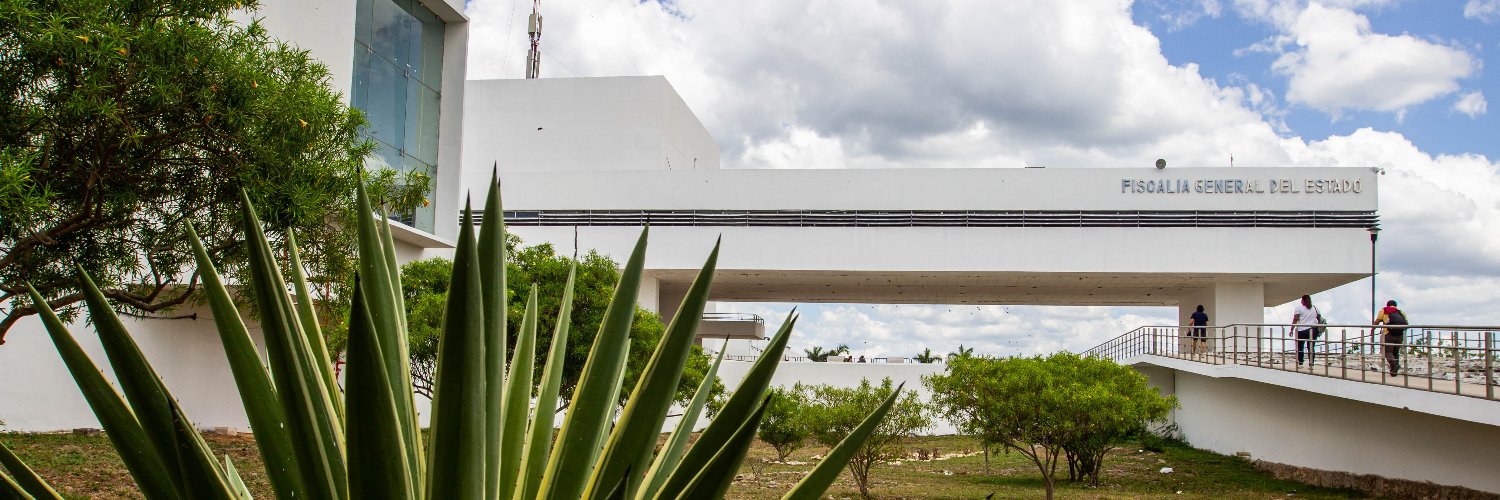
<box><xmin>1465</xmin><ymin>0</ymin><xmax>1500</xmax><ymax>23</ymax></box>
<box><xmin>1268</xmin><ymin>4</ymin><xmax>1475</xmax><ymax>117</ymax></box>
<box><xmin>1452</xmin><ymin>91</ymin><xmax>1488</xmax><ymax>118</ymax></box>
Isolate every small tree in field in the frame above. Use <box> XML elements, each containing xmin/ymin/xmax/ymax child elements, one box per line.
<box><xmin>805</xmin><ymin>378</ymin><xmax>930</xmax><ymax>499</ymax></box>
<box><xmin>925</xmin><ymin>353</ymin><xmax>1176</xmax><ymax>499</ymax></box>
<box><xmin>758</xmin><ymin>385</ymin><xmax>812</xmax><ymax>462</ymax></box>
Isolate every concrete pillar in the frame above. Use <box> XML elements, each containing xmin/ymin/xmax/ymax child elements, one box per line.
<box><xmin>1179</xmin><ymin>282</ymin><xmax>1265</xmax><ymax>353</ymax></box>
<box><xmin>638</xmin><ymin>273</ymin><xmax>661</xmax><ymax>313</ymax></box>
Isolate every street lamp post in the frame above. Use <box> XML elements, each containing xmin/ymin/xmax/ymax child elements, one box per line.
<box><xmin>1369</xmin><ymin>227</ymin><xmax>1380</xmax><ymax>323</ymax></box>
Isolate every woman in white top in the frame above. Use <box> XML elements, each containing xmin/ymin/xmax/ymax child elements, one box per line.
<box><xmin>1291</xmin><ymin>295</ymin><xmax>1319</xmax><ymax>366</ymax></box>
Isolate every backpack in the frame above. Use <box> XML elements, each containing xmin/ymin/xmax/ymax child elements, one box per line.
<box><xmin>1387</xmin><ymin>309</ymin><xmax>1408</xmax><ymax>326</ymax></box>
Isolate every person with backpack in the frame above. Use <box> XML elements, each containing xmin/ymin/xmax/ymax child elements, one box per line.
<box><xmin>1375</xmin><ymin>299</ymin><xmax>1409</xmax><ymax>376</ymax></box>
<box><xmin>1291</xmin><ymin>295</ymin><xmax>1321</xmax><ymax>367</ymax></box>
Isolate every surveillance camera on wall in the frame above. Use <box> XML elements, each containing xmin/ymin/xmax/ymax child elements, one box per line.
<box><xmin>1155</xmin><ymin>159</ymin><xmax>1166</xmax><ymax>169</ymax></box>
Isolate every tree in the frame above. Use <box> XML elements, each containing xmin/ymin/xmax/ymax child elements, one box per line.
<box><xmin>925</xmin><ymin>353</ymin><xmax>1176</xmax><ymax>499</ymax></box>
<box><xmin>0</xmin><ymin>0</ymin><xmax>427</xmax><ymax>344</ymax></box>
<box><xmin>394</xmin><ymin>236</ymin><xmax>722</xmax><ymax>405</ymax></box>
<box><xmin>803</xmin><ymin>343</ymin><xmax>849</xmax><ymax>362</ymax></box>
<box><xmin>758</xmin><ymin>385</ymin><xmax>812</xmax><ymax>461</ymax></box>
<box><xmin>804</xmin><ymin>378</ymin><xmax>931</xmax><ymax>499</ymax></box>
<box><xmin>914</xmin><ymin>347</ymin><xmax>940</xmax><ymax>363</ymax></box>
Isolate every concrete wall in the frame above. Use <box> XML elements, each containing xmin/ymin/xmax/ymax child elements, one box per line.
<box><xmin>461</xmin><ymin>76</ymin><xmax>721</xmax><ymax>190</ymax></box>
<box><xmin>709</xmin><ymin>360</ymin><xmax>956</xmax><ymax>435</ymax></box>
<box><xmin>1139</xmin><ymin>360</ymin><xmax>1500</xmax><ymax>494</ymax></box>
<box><xmin>0</xmin><ymin>308</ymin><xmax>262</xmax><ymax>431</ymax></box>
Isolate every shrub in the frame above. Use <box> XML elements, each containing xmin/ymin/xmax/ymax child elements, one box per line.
<box><xmin>804</xmin><ymin>378</ymin><xmax>931</xmax><ymax>499</ymax></box>
<box><xmin>926</xmin><ymin>353</ymin><xmax>1176</xmax><ymax>499</ymax></box>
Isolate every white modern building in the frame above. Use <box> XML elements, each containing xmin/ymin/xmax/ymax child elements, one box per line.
<box><xmin>7</xmin><ymin>2</ymin><xmax>1499</xmax><ymax>497</ymax></box>
<box><xmin>464</xmin><ymin>76</ymin><xmax>1379</xmax><ymax>345</ymax></box>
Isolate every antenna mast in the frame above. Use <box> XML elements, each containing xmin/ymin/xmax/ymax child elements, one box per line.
<box><xmin>526</xmin><ymin>0</ymin><xmax>542</xmax><ymax>79</ymax></box>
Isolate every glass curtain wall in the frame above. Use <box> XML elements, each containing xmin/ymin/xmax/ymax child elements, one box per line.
<box><xmin>352</xmin><ymin>0</ymin><xmax>444</xmax><ymax>232</ymax></box>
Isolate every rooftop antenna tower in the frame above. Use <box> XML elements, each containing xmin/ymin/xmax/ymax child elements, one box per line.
<box><xmin>525</xmin><ymin>0</ymin><xmax>542</xmax><ymax>79</ymax></box>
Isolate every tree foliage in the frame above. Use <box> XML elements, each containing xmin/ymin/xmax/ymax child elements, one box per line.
<box><xmin>803</xmin><ymin>343</ymin><xmax>849</xmax><ymax>362</ymax></box>
<box><xmin>758</xmin><ymin>385</ymin><xmax>813</xmax><ymax>461</ymax></box>
<box><xmin>393</xmin><ymin>236</ymin><xmax>722</xmax><ymax>405</ymax></box>
<box><xmin>0</xmin><ymin>0</ymin><xmax>427</xmax><ymax>343</ymax></box>
<box><xmin>925</xmin><ymin>353</ymin><xmax>1177</xmax><ymax>499</ymax></box>
<box><xmin>804</xmin><ymin>378</ymin><xmax>931</xmax><ymax>499</ymax></box>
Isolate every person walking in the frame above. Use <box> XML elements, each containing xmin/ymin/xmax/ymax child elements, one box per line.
<box><xmin>1189</xmin><ymin>305</ymin><xmax>1210</xmax><ymax>355</ymax></box>
<box><xmin>1291</xmin><ymin>295</ymin><xmax>1320</xmax><ymax>366</ymax></box>
<box><xmin>1374</xmin><ymin>299</ymin><xmax>1409</xmax><ymax>376</ymax></box>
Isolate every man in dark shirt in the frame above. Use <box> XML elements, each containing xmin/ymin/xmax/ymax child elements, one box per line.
<box><xmin>1190</xmin><ymin>305</ymin><xmax>1210</xmax><ymax>355</ymax></box>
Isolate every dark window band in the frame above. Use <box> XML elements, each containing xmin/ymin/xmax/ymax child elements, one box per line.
<box><xmin>471</xmin><ymin>209</ymin><xmax>1378</xmax><ymax>229</ymax></box>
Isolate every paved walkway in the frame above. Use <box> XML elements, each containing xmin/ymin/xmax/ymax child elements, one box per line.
<box><xmin>1162</xmin><ymin>350</ymin><xmax>1498</xmax><ymax>400</ymax></box>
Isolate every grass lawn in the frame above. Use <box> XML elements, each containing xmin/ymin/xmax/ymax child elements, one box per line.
<box><xmin>2</xmin><ymin>432</ymin><xmax>1366</xmax><ymax>499</ymax></box>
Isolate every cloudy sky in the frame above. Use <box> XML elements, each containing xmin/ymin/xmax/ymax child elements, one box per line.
<box><xmin>464</xmin><ymin>0</ymin><xmax>1500</xmax><ymax>359</ymax></box>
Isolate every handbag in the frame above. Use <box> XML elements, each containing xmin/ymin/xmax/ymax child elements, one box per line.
<box><xmin>1314</xmin><ymin>311</ymin><xmax>1327</xmax><ymax>338</ymax></box>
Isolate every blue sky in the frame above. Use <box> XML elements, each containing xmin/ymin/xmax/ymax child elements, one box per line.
<box><xmin>1139</xmin><ymin>1</ymin><xmax>1496</xmax><ymax>160</ymax></box>
<box><xmin>466</xmin><ymin>0</ymin><xmax>1500</xmax><ymax>358</ymax></box>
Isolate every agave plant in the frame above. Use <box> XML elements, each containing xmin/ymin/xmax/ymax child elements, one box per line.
<box><xmin>0</xmin><ymin>173</ymin><xmax>902</xmax><ymax>499</ymax></box>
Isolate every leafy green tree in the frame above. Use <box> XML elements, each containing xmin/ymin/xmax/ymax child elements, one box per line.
<box><xmin>803</xmin><ymin>343</ymin><xmax>849</xmax><ymax>362</ymax></box>
<box><xmin>1055</xmin><ymin>354</ymin><xmax>1177</xmax><ymax>486</ymax></box>
<box><xmin>758</xmin><ymin>385</ymin><xmax>812</xmax><ymax>461</ymax></box>
<box><xmin>925</xmin><ymin>353</ymin><xmax>1176</xmax><ymax>499</ymax></box>
<box><xmin>914</xmin><ymin>347</ymin><xmax>940</xmax><ymax>363</ymax></box>
<box><xmin>0</xmin><ymin>0</ymin><xmax>427</xmax><ymax>343</ymax></box>
<box><xmin>394</xmin><ymin>236</ymin><xmax>722</xmax><ymax>405</ymax></box>
<box><xmin>804</xmin><ymin>378</ymin><xmax>931</xmax><ymax>499</ymax></box>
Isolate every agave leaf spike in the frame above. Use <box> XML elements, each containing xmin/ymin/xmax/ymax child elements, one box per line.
<box><xmin>188</xmin><ymin>223</ymin><xmax>308</xmax><ymax>499</ymax></box>
<box><xmin>74</xmin><ymin>268</ymin><xmax>233</xmax><ymax>499</ymax></box>
<box><xmin>346</xmin><ymin>276</ymin><xmax>415</xmax><ymax>500</ymax></box>
<box><xmin>587</xmin><ymin>240</ymin><xmax>719</xmax><ymax>499</ymax></box>
<box><xmin>238</xmin><ymin>190</ymin><xmax>346</xmax><ymax>500</ymax></box>
<box><xmin>514</xmin><ymin>266</ymin><xmax>575</xmax><ymax>500</ymax></box>
<box><xmin>498</xmin><ymin>286</ymin><xmax>539</xmax><ymax>500</ymax></box>
<box><xmin>675</xmin><ymin>395</ymin><xmax>773</xmax><ymax>499</ymax></box>
<box><xmin>0</xmin><ymin>441</ymin><xmax>61</xmax><ymax>500</ymax></box>
<box><xmin>356</xmin><ymin>178</ymin><xmax>425</xmax><ymax>491</ymax></box>
<box><xmin>223</xmin><ymin>456</ymin><xmax>252</xmax><ymax>500</ymax></box>
<box><xmin>424</xmin><ymin>200</ymin><xmax>489</xmax><ymax>499</ymax></box>
<box><xmin>25</xmin><ymin>285</ymin><xmax>179</xmax><ymax>499</ymax></box>
<box><xmin>655</xmin><ymin>311</ymin><xmax>797</xmax><ymax>498</ymax></box>
<box><xmin>536</xmin><ymin>228</ymin><xmax>648</xmax><ymax>500</ymax></box>
<box><xmin>479</xmin><ymin>167</ymin><xmax>509</xmax><ymax>500</ymax></box>
<box><xmin>1</xmin><ymin>468</ymin><xmax>33</xmax><ymax>500</ymax></box>
<box><xmin>781</xmin><ymin>384</ymin><xmax>907</xmax><ymax>500</ymax></box>
<box><xmin>636</xmin><ymin>343</ymin><xmax>726</xmax><ymax>500</ymax></box>
<box><xmin>285</xmin><ymin>231</ymin><xmax>344</xmax><ymax>421</ymax></box>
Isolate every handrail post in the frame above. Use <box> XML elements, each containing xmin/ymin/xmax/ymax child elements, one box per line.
<box><xmin>1340</xmin><ymin>328</ymin><xmax>1347</xmax><ymax>379</ymax></box>
<box><xmin>1454</xmin><ymin>331</ymin><xmax>1461</xmax><ymax>395</ymax></box>
<box><xmin>1486</xmin><ymin>331</ymin><xmax>1494</xmax><ymax>400</ymax></box>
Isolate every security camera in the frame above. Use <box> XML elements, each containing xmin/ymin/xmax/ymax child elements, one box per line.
<box><xmin>1155</xmin><ymin>159</ymin><xmax>1166</xmax><ymax>170</ymax></box>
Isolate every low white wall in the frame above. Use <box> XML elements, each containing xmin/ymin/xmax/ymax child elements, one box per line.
<box><xmin>0</xmin><ymin>308</ymin><xmax>259</xmax><ymax>432</ymax></box>
<box><xmin>1148</xmin><ymin>365</ymin><xmax>1500</xmax><ymax>494</ymax></box>
<box><xmin>708</xmin><ymin>360</ymin><xmax>955</xmax><ymax>435</ymax></box>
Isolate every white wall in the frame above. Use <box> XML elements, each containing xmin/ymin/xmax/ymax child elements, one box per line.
<box><xmin>1138</xmin><ymin>359</ymin><xmax>1500</xmax><ymax>494</ymax></box>
<box><xmin>0</xmin><ymin>307</ymin><xmax>262</xmax><ymax>431</ymax></box>
<box><xmin>461</xmin><ymin>76</ymin><xmax>721</xmax><ymax>192</ymax></box>
<box><xmin>711</xmin><ymin>360</ymin><xmax>956</xmax><ymax>435</ymax></box>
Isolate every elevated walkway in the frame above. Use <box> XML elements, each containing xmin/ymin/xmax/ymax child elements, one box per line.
<box><xmin>1089</xmin><ymin>324</ymin><xmax>1500</xmax><ymax>494</ymax></box>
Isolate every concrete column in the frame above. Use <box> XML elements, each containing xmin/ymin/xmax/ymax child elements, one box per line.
<box><xmin>638</xmin><ymin>273</ymin><xmax>661</xmax><ymax>313</ymax></box>
<box><xmin>1179</xmin><ymin>282</ymin><xmax>1265</xmax><ymax>353</ymax></box>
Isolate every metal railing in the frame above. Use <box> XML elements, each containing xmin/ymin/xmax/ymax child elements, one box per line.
<box><xmin>1086</xmin><ymin>324</ymin><xmax>1498</xmax><ymax>401</ymax></box>
<box><xmin>700</xmin><ymin>312</ymin><xmax>765</xmax><ymax>324</ymax></box>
